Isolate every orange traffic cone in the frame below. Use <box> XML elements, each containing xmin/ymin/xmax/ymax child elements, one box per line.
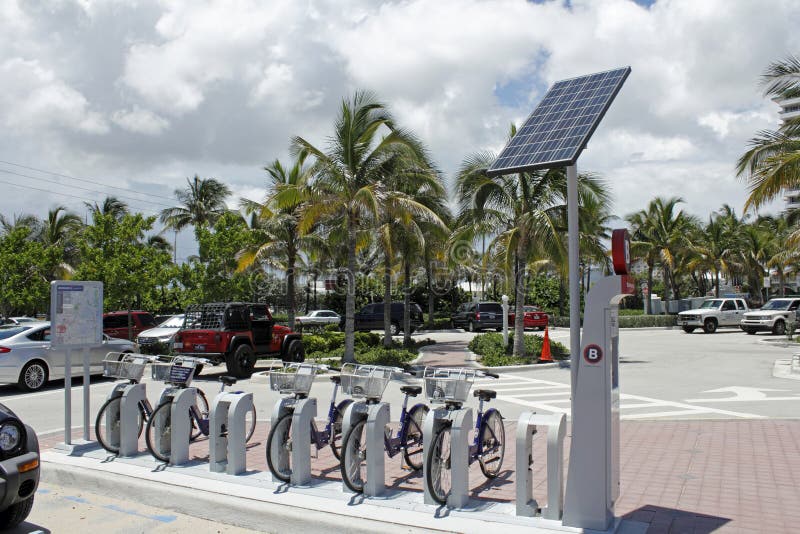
<box><xmin>540</xmin><ymin>326</ymin><xmax>553</xmax><ymax>362</ymax></box>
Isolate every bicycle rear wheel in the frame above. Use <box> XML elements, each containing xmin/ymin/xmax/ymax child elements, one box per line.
<box><xmin>95</xmin><ymin>396</ymin><xmax>145</xmax><ymax>453</ymax></box>
<box><xmin>330</xmin><ymin>398</ymin><xmax>353</xmax><ymax>460</ymax></box>
<box><xmin>245</xmin><ymin>404</ymin><xmax>257</xmax><ymax>443</ymax></box>
<box><xmin>191</xmin><ymin>389</ymin><xmax>209</xmax><ymax>441</ymax></box>
<box><xmin>340</xmin><ymin>419</ymin><xmax>367</xmax><ymax>493</ymax></box>
<box><xmin>145</xmin><ymin>402</ymin><xmax>173</xmax><ymax>463</ymax></box>
<box><xmin>478</xmin><ymin>410</ymin><xmax>505</xmax><ymax>478</ymax></box>
<box><xmin>425</xmin><ymin>426</ymin><xmax>452</xmax><ymax>505</ymax></box>
<box><xmin>266</xmin><ymin>413</ymin><xmax>293</xmax><ymax>482</ymax></box>
<box><xmin>402</xmin><ymin>404</ymin><xmax>428</xmax><ymax>470</ymax></box>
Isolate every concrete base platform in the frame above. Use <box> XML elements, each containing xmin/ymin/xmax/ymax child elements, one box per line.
<box><xmin>42</xmin><ymin>449</ymin><xmax>642</xmax><ymax>534</ymax></box>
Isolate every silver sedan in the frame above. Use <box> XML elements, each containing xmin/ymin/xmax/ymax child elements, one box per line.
<box><xmin>0</xmin><ymin>322</ymin><xmax>136</xmax><ymax>392</ymax></box>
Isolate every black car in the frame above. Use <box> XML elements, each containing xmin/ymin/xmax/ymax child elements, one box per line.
<box><xmin>0</xmin><ymin>403</ymin><xmax>39</xmax><ymax>528</ymax></box>
<box><xmin>451</xmin><ymin>301</ymin><xmax>505</xmax><ymax>332</ymax></box>
<box><xmin>347</xmin><ymin>302</ymin><xmax>424</xmax><ymax>335</ymax></box>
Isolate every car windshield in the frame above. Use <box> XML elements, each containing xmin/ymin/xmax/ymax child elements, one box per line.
<box><xmin>480</xmin><ymin>303</ymin><xmax>503</xmax><ymax>313</ymax></box>
<box><xmin>160</xmin><ymin>316</ymin><xmax>184</xmax><ymax>328</ymax></box>
<box><xmin>0</xmin><ymin>326</ymin><xmax>30</xmax><ymax>339</ymax></box>
<box><xmin>699</xmin><ymin>300</ymin><xmax>723</xmax><ymax>309</ymax></box>
<box><xmin>761</xmin><ymin>300</ymin><xmax>792</xmax><ymax>311</ymax></box>
<box><xmin>524</xmin><ymin>306</ymin><xmax>540</xmax><ymax>312</ymax></box>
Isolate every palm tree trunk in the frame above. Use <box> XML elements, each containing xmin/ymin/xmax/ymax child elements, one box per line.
<box><xmin>403</xmin><ymin>259</ymin><xmax>412</xmax><ymax>347</ymax></box>
<box><xmin>313</xmin><ymin>273</ymin><xmax>318</xmax><ymax>309</ymax></box>
<box><xmin>646</xmin><ymin>265</ymin><xmax>654</xmax><ymax>315</ymax></box>
<box><xmin>715</xmin><ymin>270</ymin><xmax>720</xmax><ymax>297</ymax></box>
<box><xmin>513</xmin><ymin>254</ymin><xmax>526</xmax><ymax>358</ymax></box>
<box><xmin>287</xmin><ymin>248</ymin><xmax>296</xmax><ymax>327</ymax></box>
<box><xmin>780</xmin><ymin>270</ymin><xmax>785</xmax><ymax>297</ymax></box>
<box><xmin>383</xmin><ymin>257</ymin><xmax>392</xmax><ymax>348</ymax></box>
<box><xmin>426</xmin><ymin>258</ymin><xmax>435</xmax><ymax>328</ymax></box>
<box><xmin>343</xmin><ymin>217</ymin><xmax>357</xmax><ymax>363</ymax></box>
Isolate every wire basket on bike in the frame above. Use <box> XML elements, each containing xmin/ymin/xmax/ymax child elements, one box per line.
<box><xmin>102</xmin><ymin>352</ymin><xmax>150</xmax><ymax>381</ymax></box>
<box><xmin>151</xmin><ymin>357</ymin><xmax>199</xmax><ymax>387</ymax></box>
<box><xmin>268</xmin><ymin>363</ymin><xmax>317</xmax><ymax>395</ymax></box>
<box><xmin>340</xmin><ymin>364</ymin><xmax>397</xmax><ymax>400</ymax></box>
<box><xmin>422</xmin><ymin>367</ymin><xmax>478</xmax><ymax>404</ymax></box>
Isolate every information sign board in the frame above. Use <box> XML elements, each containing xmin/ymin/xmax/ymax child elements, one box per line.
<box><xmin>50</xmin><ymin>281</ymin><xmax>103</xmax><ymax>348</ymax></box>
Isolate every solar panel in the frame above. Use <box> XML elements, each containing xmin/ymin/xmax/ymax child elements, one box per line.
<box><xmin>487</xmin><ymin>66</ymin><xmax>631</xmax><ymax>176</ymax></box>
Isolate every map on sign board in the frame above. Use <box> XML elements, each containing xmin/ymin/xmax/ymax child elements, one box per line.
<box><xmin>50</xmin><ymin>281</ymin><xmax>103</xmax><ymax>348</ymax></box>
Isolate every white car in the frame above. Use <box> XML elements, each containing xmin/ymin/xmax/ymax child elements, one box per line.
<box><xmin>0</xmin><ymin>322</ymin><xmax>136</xmax><ymax>392</ymax></box>
<box><xmin>740</xmin><ymin>298</ymin><xmax>800</xmax><ymax>335</ymax></box>
<box><xmin>294</xmin><ymin>310</ymin><xmax>341</xmax><ymax>327</ymax></box>
<box><xmin>136</xmin><ymin>314</ymin><xmax>185</xmax><ymax>353</ymax></box>
<box><xmin>678</xmin><ymin>298</ymin><xmax>749</xmax><ymax>333</ymax></box>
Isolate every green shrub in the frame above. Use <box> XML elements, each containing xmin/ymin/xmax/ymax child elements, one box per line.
<box><xmin>301</xmin><ymin>334</ymin><xmax>328</xmax><ymax>354</ymax></box>
<box><xmin>420</xmin><ymin>318</ymin><xmax>453</xmax><ymax>330</ymax></box>
<box><xmin>323</xmin><ymin>323</ymin><xmax>340</xmax><ymax>333</ymax></box>
<box><xmin>355</xmin><ymin>347</ymin><xmax>417</xmax><ymax>367</ymax></box>
<box><xmin>306</xmin><ymin>349</ymin><xmax>344</xmax><ymax>363</ymax></box>
<box><xmin>354</xmin><ymin>331</ymin><xmax>382</xmax><ymax>348</ymax></box>
<box><xmin>618</xmin><ymin>315</ymin><xmax>677</xmax><ymax>328</ymax></box>
<box><xmin>468</xmin><ymin>332</ymin><xmax>569</xmax><ymax>365</ymax></box>
<box><xmin>618</xmin><ymin>309</ymin><xmax>644</xmax><ymax>316</ymax></box>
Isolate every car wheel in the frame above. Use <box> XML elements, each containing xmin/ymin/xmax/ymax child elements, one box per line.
<box><xmin>226</xmin><ymin>344</ymin><xmax>256</xmax><ymax>379</ymax></box>
<box><xmin>468</xmin><ymin>320</ymin><xmax>476</xmax><ymax>333</ymax></box>
<box><xmin>682</xmin><ymin>326</ymin><xmax>695</xmax><ymax>333</ymax></box>
<box><xmin>744</xmin><ymin>328</ymin><xmax>756</xmax><ymax>335</ymax></box>
<box><xmin>390</xmin><ymin>322</ymin><xmax>400</xmax><ymax>336</ymax></box>
<box><xmin>286</xmin><ymin>339</ymin><xmax>305</xmax><ymax>363</ymax></box>
<box><xmin>703</xmin><ymin>319</ymin><xmax>718</xmax><ymax>334</ymax></box>
<box><xmin>0</xmin><ymin>495</ymin><xmax>34</xmax><ymax>529</ymax></box>
<box><xmin>18</xmin><ymin>360</ymin><xmax>48</xmax><ymax>392</ymax></box>
<box><xmin>772</xmin><ymin>320</ymin><xmax>786</xmax><ymax>336</ymax></box>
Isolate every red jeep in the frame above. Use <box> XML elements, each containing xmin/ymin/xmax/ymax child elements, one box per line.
<box><xmin>172</xmin><ymin>302</ymin><xmax>304</xmax><ymax>378</ymax></box>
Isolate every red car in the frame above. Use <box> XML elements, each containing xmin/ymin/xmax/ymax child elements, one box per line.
<box><xmin>509</xmin><ymin>305</ymin><xmax>549</xmax><ymax>330</ymax></box>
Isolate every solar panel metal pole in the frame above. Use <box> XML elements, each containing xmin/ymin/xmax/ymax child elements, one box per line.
<box><xmin>567</xmin><ymin>164</ymin><xmax>580</xmax><ymax>399</ymax></box>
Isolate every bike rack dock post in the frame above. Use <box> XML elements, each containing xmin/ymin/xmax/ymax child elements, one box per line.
<box><xmin>422</xmin><ymin>407</ymin><xmax>472</xmax><ymax>508</ymax></box>
<box><xmin>210</xmin><ymin>392</ymin><xmax>253</xmax><ymax>475</ymax></box>
<box><xmin>341</xmin><ymin>401</ymin><xmax>369</xmax><ymax>494</ymax></box>
<box><xmin>290</xmin><ymin>397</ymin><xmax>317</xmax><ymax>486</ymax></box>
<box><xmin>363</xmin><ymin>402</ymin><xmax>390</xmax><ymax>497</ymax></box>
<box><xmin>516</xmin><ymin>411</ymin><xmax>566</xmax><ymax>520</ymax></box>
<box><xmin>152</xmin><ymin>387</ymin><xmax>195</xmax><ymax>466</ymax></box>
<box><xmin>118</xmin><ymin>383</ymin><xmax>147</xmax><ymax>458</ymax></box>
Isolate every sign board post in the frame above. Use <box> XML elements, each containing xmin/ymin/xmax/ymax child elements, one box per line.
<box><xmin>50</xmin><ymin>281</ymin><xmax>103</xmax><ymax>454</ymax></box>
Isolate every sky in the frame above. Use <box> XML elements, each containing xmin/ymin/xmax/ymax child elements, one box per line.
<box><xmin>1</xmin><ymin>0</ymin><xmax>798</xmax><ymax>261</ymax></box>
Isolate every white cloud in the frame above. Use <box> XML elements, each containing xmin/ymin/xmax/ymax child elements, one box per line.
<box><xmin>111</xmin><ymin>106</ymin><xmax>170</xmax><ymax>135</ymax></box>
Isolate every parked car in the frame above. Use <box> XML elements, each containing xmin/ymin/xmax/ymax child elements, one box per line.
<box><xmin>509</xmin><ymin>305</ymin><xmax>549</xmax><ymax>330</ymax></box>
<box><xmin>740</xmin><ymin>298</ymin><xmax>800</xmax><ymax>335</ymax></box>
<box><xmin>0</xmin><ymin>322</ymin><xmax>136</xmax><ymax>392</ymax></box>
<box><xmin>294</xmin><ymin>310</ymin><xmax>341</xmax><ymax>328</ymax></box>
<box><xmin>678</xmin><ymin>297</ymin><xmax>749</xmax><ymax>333</ymax></box>
<box><xmin>347</xmin><ymin>302</ymin><xmax>424</xmax><ymax>335</ymax></box>
<box><xmin>103</xmin><ymin>311</ymin><xmax>157</xmax><ymax>341</ymax></box>
<box><xmin>136</xmin><ymin>314</ymin><xmax>185</xmax><ymax>354</ymax></box>
<box><xmin>173</xmin><ymin>302</ymin><xmax>304</xmax><ymax>378</ymax></box>
<box><xmin>0</xmin><ymin>403</ymin><xmax>39</xmax><ymax>528</ymax></box>
<box><xmin>451</xmin><ymin>301</ymin><xmax>505</xmax><ymax>332</ymax></box>
<box><xmin>2</xmin><ymin>317</ymin><xmax>44</xmax><ymax>326</ymax></box>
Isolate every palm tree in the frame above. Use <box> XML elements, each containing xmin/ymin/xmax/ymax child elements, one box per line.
<box><xmin>85</xmin><ymin>196</ymin><xmax>128</xmax><ymax>221</ymax></box>
<box><xmin>291</xmin><ymin>91</ymin><xmax>431</xmax><ymax>363</ymax></box>
<box><xmin>0</xmin><ymin>213</ymin><xmax>40</xmax><ymax>236</ymax></box>
<box><xmin>456</xmin><ymin>132</ymin><xmax>611</xmax><ymax>358</ymax></box>
<box><xmin>238</xmin><ymin>156</ymin><xmax>317</xmax><ymax>327</ymax></box>
<box><xmin>40</xmin><ymin>206</ymin><xmax>82</xmax><ymax>280</ymax></box>
<box><xmin>160</xmin><ymin>175</ymin><xmax>231</xmax><ymax>233</ymax></box>
<box><xmin>688</xmin><ymin>216</ymin><xmax>734</xmax><ymax>297</ymax></box>
<box><xmin>737</xmin><ymin>55</ymin><xmax>800</xmax><ymax>211</ymax></box>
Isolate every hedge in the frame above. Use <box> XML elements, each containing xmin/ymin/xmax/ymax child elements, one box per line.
<box><xmin>468</xmin><ymin>332</ymin><xmax>569</xmax><ymax>367</ymax></box>
<box><xmin>549</xmin><ymin>314</ymin><xmax>677</xmax><ymax>328</ymax></box>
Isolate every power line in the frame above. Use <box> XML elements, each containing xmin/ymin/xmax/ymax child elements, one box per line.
<box><xmin>0</xmin><ymin>159</ymin><xmax>179</xmax><ymax>204</ymax></box>
<box><xmin>0</xmin><ymin>168</ymin><xmax>174</xmax><ymax>210</ymax></box>
<box><xmin>0</xmin><ymin>177</ymin><xmax>160</xmax><ymax>217</ymax></box>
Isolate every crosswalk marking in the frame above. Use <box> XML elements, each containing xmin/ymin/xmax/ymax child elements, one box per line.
<box><xmin>484</xmin><ymin>373</ymin><xmax>766</xmax><ymax>420</ymax></box>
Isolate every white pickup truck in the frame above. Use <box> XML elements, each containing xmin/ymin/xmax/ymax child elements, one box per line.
<box><xmin>739</xmin><ymin>298</ymin><xmax>800</xmax><ymax>335</ymax></box>
<box><xmin>678</xmin><ymin>298</ymin><xmax>749</xmax><ymax>333</ymax></box>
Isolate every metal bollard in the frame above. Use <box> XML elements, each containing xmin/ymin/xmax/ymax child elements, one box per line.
<box><xmin>516</xmin><ymin>412</ymin><xmax>566</xmax><ymax>520</ymax></box>
<box><xmin>289</xmin><ymin>397</ymin><xmax>317</xmax><ymax>486</ymax></box>
<box><xmin>210</xmin><ymin>392</ymin><xmax>253</xmax><ymax>475</ymax></box>
<box><xmin>363</xmin><ymin>402</ymin><xmax>390</xmax><ymax>497</ymax></box>
<box><xmin>118</xmin><ymin>383</ymin><xmax>147</xmax><ymax>457</ymax></box>
<box><xmin>422</xmin><ymin>407</ymin><xmax>473</xmax><ymax>508</ymax></box>
<box><xmin>165</xmin><ymin>388</ymin><xmax>196</xmax><ymax>466</ymax></box>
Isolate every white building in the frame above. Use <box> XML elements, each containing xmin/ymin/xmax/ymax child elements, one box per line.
<box><xmin>776</xmin><ymin>96</ymin><xmax>800</xmax><ymax>210</ymax></box>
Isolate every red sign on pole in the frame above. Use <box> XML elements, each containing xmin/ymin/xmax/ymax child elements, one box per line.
<box><xmin>583</xmin><ymin>344</ymin><xmax>604</xmax><ymax>364</ymax></box>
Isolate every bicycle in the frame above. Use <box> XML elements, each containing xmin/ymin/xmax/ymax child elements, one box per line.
<box><xmin>95</xmin><ymin>352</ymin><xmax>210</xmax><ymax>453</ymax></box>
<box><xmin>144</xmin><ymin>357</ymin><xmax>256</xmax><ymax>462</ymax></box>
<box><xmin>339</xmin><ymin>364</ymin><xmax>430</xmax><ymax>493</ymax></box>
<box><xmin>422</xmin><ymin>367</ymin><xmax>505</xmax><ymax>505</ymax></box>
<box><xmin>265</xmin><ymin>363</ymin><xmax>353</xmax><ymax>483</ymax></box>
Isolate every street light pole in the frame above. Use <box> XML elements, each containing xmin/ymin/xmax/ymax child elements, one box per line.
<box><xmin>567</xmin><ymin>164</ymin><xmax>581</xmax><ymax>399</ymax></box>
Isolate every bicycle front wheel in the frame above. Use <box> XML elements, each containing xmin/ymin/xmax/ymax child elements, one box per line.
<box><xmin>245</xmin><ymin>404</ymin><xmax>257</xmax><ymax>443</ymax></box>
<box><xmin>340</xmin><ymin>419</ymin><xmax>367</xmax><ymax>493</ymax></box>
<box><xmin>425</xmin><ymin>426</ymin><xmax>452</xmax><ymax>505</ymax></box>
<box><xmin>402</xmin><ymin>404</ymin><xmax>429</xmax><ymax>470</ymax></box>
<box><xmin>191</xmin><ymin>389</ymin><xmax>209</xmax><ymax>441</ymax></box>
<box><xmin>96</xmin><ymin>396</ymin><xmax>145</xmax><ymax>454</ymax></box>
<box><xmin>266</xmin><ymin>413</ymin><xmax>293</xmax><ymax>482</ymax></box>
<box><xmin>330</xmin><ymin>398</ymin><xmax>353</xmax><ymax>460</ymax></box>
<box><xmin>478</xmin><ymin>410</ymin><xmax>505</xmax><ymax>478</ymax></box>
<box><xmin>145</xmin><ymin>402</ymin><xmax>173</xmax><ymax>463</ymax></box>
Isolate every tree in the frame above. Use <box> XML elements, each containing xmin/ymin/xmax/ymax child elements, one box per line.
<box><xmin>196</xmin><ymin>212</ymin><xmax>257</xmax><ymax>303</ymax></box>
<box><xmin>39</xmin><ymin>206</ymin><xmax>83</xmax><ymax>280</ymax></box>
<box><xmin>85</xmin><ymin>196</ymin><xmax>129</xmax><ymax>221</ymax></box>
<box><xmin>737</xmin><ymin>55</ymin><xmax>800</xmax><ymax>211</ymax></box>
<box><xmin>291</xmin><ymin>91</ymin><xmax>430</xmax><ymax>363</ymax></box>
<box><xmin>0</xmin><ymin>227</ymin><xmax>53</xmax><ymax>317</ymax></box>
<box><xmin>160</xmin><ymin>175</ymin><xmax>231</xmax><ymax>234</ymax></box>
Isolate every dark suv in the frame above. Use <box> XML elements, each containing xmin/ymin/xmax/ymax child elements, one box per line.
<box><xmin>173</xmin><ymin>302</ymin><xmax>304</xmax><ymax>378</ymax></box>
<box><xmin>348</xmin><ymin>302</ymin><xmax>424</xmax><ymax>335</ymax></box>
<box><xmin>451</xmin><ymin>301</ymin><xmax>505</xmax><ymax>332</ymax></box>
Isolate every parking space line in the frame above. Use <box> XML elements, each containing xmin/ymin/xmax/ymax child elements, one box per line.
<box><xmin>622</xmin><ymin>409</ymin><xmax>704</xmax><ymax>419</ymax></box>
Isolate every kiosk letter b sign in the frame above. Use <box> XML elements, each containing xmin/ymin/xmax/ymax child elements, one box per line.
<box><xmin>583</xmin><ymin>344</ymin><xmax>603</xmax><ymax>364</ymax></box>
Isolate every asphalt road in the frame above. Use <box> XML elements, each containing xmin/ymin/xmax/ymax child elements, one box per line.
<box><xmin>2</xmin><ymin>326</ymin><xmax>798</xmax><ymax>442</ymax></box>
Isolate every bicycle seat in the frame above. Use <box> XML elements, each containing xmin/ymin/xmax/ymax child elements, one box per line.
<box><xmin>473</xmin><ymin>389</ymin><xmax>496</xmax><ymax>401</ymax></box>
<box><xmin>400</xmin><ymin>385</ymin><xmax>422</xmax><ymax>397</ymax></box>
<box><xmin>329</xmin><ymin>375</ymin><xmax>341</xmax><ymax>384</ymax></box>
<box><xmin>219</xmin><ymin>376</ymin><xmax>238</xmax><ymax>387</ymax></box>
